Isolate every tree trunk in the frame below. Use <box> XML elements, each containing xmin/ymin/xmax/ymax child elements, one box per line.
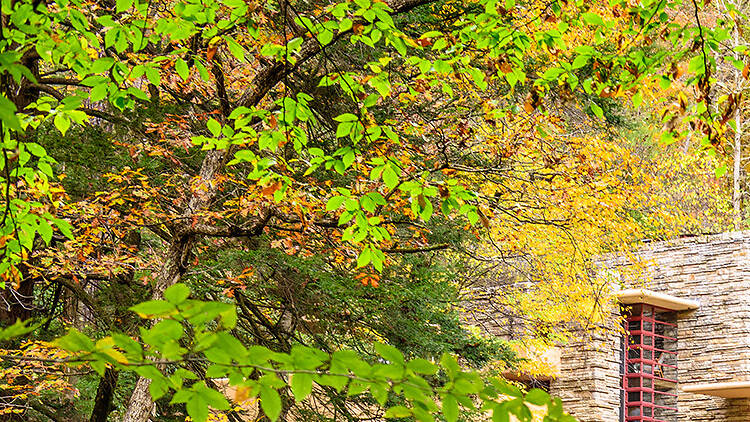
<box><xmin>0</xmin><ymin>277</ymin><xmax>34</xmax><ymax>324</ymax></box>
<box><xmin>734</xmin><ymin>102</ymin><xmax>743</xmax><ymax>230</ymax></box>
<box><xmin>733</xmin><ymin>21</ymin><xmax>744</xmax><ymax>231</ymax></box>
<box><xmin>121</xmin><ymin>238</ymin><xmax>193</xmax><ymax>422</ymax></box>
<box><xmin>89</xmin><ymin>367</ymin><xmax>119</xmax><ymax>422</ymax></box>
<box><xmin>122</xmin><ymin>150</ymin><xmax>226</xmax><ymax>422</ymax></box>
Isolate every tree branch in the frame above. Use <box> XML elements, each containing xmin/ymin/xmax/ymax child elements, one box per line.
<box><xmin>383</xmin><ymin>243</ymin><xmax>449</xmax><ymax>254</ymax></box>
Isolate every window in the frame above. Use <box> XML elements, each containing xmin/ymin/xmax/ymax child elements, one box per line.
<box><xmin>623</xmin><ymin>304</ymin><xmax>678</xmax><ymax>421</ymax></box>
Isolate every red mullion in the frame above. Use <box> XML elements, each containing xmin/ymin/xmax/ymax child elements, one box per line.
<box><xmin>625</xmin><ymin>409</ymin><xmax>652</xmax><ymax>422</ymax></box>
<box><xmin>623</xmin><ymin>303</ymin><xmax>678</xmax><ymax>422</ymax></box>
<box><xmin>627</xmin><ymin>373</ymin><xmax>664</xmax><ymax>381</ymax></box>
<box><xmin>627</xmin><ymin>343</ymin><xmax>677</xmax><ymax>355</ymax></box>
<box><xmin>626</xmin><ymin>357</ymin><xmax>677</xmax><ymax>370</ymax></box>
<box><xmin>626</xmin><ymin>385</ymin><xmax>678</xmax><ymax>396</ymax></box>
<box><xmin>625</xmin><ymin>387</ymin><xmax>655</xmax><ymax>393</ymax></box>
<box><xmin>627</xmin><ymin>330</ymin><xmax>678</xmax><ymax>342</ymax></box>
<box><xmin>628</xmin><ymin>315</ymin><xmax>677</xmax><ymax>328</ymax></box>
<box><xmin>625</xmin><ymin>412</ymin><xmax>664</xmax><ymax>421</ymax></box>
<box><xmin>626</xmin><ymin>418</ymin><xmax>670</xmax><ymax>422</ymax></box>
<box><xmin>627</xmin><ymin>401</ymin><xmax>677</xmax><ymax>411</ymax></box>
<box><xmin>623</xmin><ymin>387</ymin><xmax>679</xmax><ymax>399</ymax></box>
<box><xmin>623</xmin><ymin>375</ymin><xmax>680</xmax><ymax>387</ymax></box>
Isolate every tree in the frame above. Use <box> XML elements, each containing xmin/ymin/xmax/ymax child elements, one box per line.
<box><xmin>711</xmin><ymin>0</ymin><xmax>750</xmax><ymax>229</ymax></box>
<box><xmin>0</xmin><ymin>0</ymin><xmax>737</xmax><ymax>420</ymax></box>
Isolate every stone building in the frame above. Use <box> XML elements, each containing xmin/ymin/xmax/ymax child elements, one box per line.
<box><xmin>472</xmin><ymin>231</ymin><xmax>750</xmax><ymax>421</ymax></box>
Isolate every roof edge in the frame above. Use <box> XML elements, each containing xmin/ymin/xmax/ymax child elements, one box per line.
<box><xmin>615</xmin><ymin>289</ymin><xmax>699</xmax><ymax>311</ymax></box>
<box><xmin>683</xmin><ymin>381</ymin><xmax>750</xmax><ymax>398</ymax></box>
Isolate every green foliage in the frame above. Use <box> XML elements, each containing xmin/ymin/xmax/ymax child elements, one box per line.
<box><xmin>33</xmin><ymin>285</ymin><xmax>574</xmax><ymax>422</ymax></box>
<box><xmin>0</xmin><ymin>0</ymin><xmax>739</xmax><ymax>419</ymax></box>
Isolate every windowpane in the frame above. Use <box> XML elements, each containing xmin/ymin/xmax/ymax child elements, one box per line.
<box><xmin>629</xmin><ymin>348</ymin><xmax>640</xmax><ymax>359</ymax></box>
<box><xmin>623</xmin><ymin>304</ymin><xmax>677</xmax><ymax>421</ymax></box>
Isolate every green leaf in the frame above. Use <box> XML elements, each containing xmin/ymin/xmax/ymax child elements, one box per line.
<box><xmin>0</xmin><ymin>320</ymin><xmax>35</xmax><ymax>342</ymax></box>
<box><xmin>53</xmin><ymin>218</ymin><xmax>74</xmax><ymax>239</ymax></box>
<box><xmin>144</xmin><ymin>67</ymin><xmax>161</xmax><ymax>86</ymax></box>
<box><xmin>590</xmin><ymin>103</ymin><xmax>604</xmax><ymax>119</ymax></box>
<box><xmin>357</xmin><ymin>247</ymin><xmax>371</xmax><ymax>267</ymax></box>
<box><xmin>492</xmin><ymin>402</ymin><xmax>510</xmax><ymax>422</ymax></box>
<box><xmin>54</xmin><ymin>113</ymin><xmax>71</xmax><ymax>136</ymax></box>
<box><xmin>339</xmin><ymin>18</ymin><xmax>353</xmax><ymax>32</ymax></box>
<box><xmin>317</xmin><ymin>30</ymin><xmax>334</xmax><ymax>45</ymax></box>
<box><xmin>492</xmin><ymin>379</ymin><xmax>523</xmax><ymax>398</ymax></box>
<box><xmin>334</xmin><ymin>113</ymin><xmax>358</xmax><ymax>122</ymax></box>
<box><xmin>0</xmin><ymin>94</ymin><xmax>20</xmax><ymax>131</ymax></box>
<box><xmin>440</xmin><ymin>352</ymin><xmax>460</xmax><ymax>377</ymax></box>
<box><xmin>290</xmin><ymin>373</ymin><xmax>313</xmax><ymax>402</ymax></box>
<box><xmin>442</xmin><ymin>394</ymin><xmax>459</xmax><ymax>422</ymax></box>
<box><xmin>348</xmin><ymin>379</ymin><xmax>369</xmax><ymax>396</ymax></box>
<box><xmin>525</xmin><ymin>388</ymin><xmax>550</xmax><ymax>406</ymax></box>
<box><xmin>175</xmin><ymin>58</ymin><xmax>189</xmax><ymax>80</ymax></box>
<box><xmin>195</xmin><ymin>382</ymin><xmax>230</xmax><ymax>410</ymax></box>
<box><xmin>55</xmin><ymin>328</ymin><xmax>94</xmax><ymax>352</ymax></box>
<box><xmin>164</xmin><ymin>283</ymin><xmax>190</xmax><ymax>304</ymax></box>
<box><xmin>715</xmin><ymin>164</ymin><xmax>728</xmax><ymax>177</ymax></box>
<box><xmin>24</xmin><ymin>143</ymin><xmax>46</xmax><ymax>158</ymax></box>
<box><xmin>572</xmin><ymin>54</ymin><xmax>589</xmax><ymax>69</ymax></box>
<box><xmin>374</xmin><ymin>342</ymin><xmax>404</xmax><ymax>364</ymax></box>
<box><xmin>194</xmin><ymin>59</ymin><xmax>210</xmax><ymax>81</ymax></box>
<box><xmin>260</xmin><ymin>386</ymin><xmax>282</xmax><ymax>421</ymax></box>
<box><xmin>407</xmin><ymin>358</ymin><xmax>437</xmax><ymax>375</ymax></box>
<box><xmin>207</xmin><ymin>118</ymin><xmax>221</xmax><ymax>137</ymax></box>
<box><xmin>581</xmin><ymin>12</ymin><xmax>605</xmax><ymax>26</ymax></box>
<box><xmin>384</xmin><ymin>406</ymin><xmax>412</xmax><ymax>418</ymax></box>
<box><xmin>326</xmin><ymin>196</ymin><xmax>347</xmax><ymax>211</ymax></box>
<box><xmin>112</xmin><ymin>333</ymin><xmax>142</xmax><ymax>358</ymax></box>
<box><xmin>225</xmin><ymin>36</ymin><xmax>246</xmax><ymax>61</ymax></box>
<box><xmin>688</xmin><ymin>55</ymin><xmax>705</xmax><ymax>74</ymax></box>
<box><xmin>186</xmin><ymin>395</ymin><xmax>209</xmax><ymax>422</ymax></box>
<box><xmin>130</xmin><ymin>300</ymin><xmax>176</xmax><ymax>317</ymax></box>
<box><xmin>336</xmin><ymin>121</ymin><xmax>354</xmax><ymax>138</ymax></box>
<box><xmin>382</xmin><ymin>165</ymin><xmax>399</xmax><ymax>189</ymax></box>
<box><xmin>116</xmin><ymin>0</ymin><xmax>133</xmax><ymax>12</ymax></box>
<box><xmin>148</xmin><ymin>319</ymin><xmax>183</xmax><ymax>342</ymax></box>
<box><xmin>149</xmin><ymin>377</ymin><xmax>169</xmax><ymax>400</ymax></box>
<box><xmin>370</xmin><ymin>382</ymin><xmax>388</xmax><ymax>405</ymax></box>
<box><xmin>38</xmin><ymin>218</ymin><xmax>53</xmax><ymax>245</ymax></box>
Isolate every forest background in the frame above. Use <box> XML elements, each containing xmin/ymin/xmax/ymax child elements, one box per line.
<box><xmin>0</xmin><ymin>0</ymin><xmax>745</xmax><ymax>420</ymax></box>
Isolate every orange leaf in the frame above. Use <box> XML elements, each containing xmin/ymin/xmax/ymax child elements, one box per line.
<box><xmin>207</xmin><ymin>45</ymin><xmax>217</xmax><ymax>61</ymax></box>
<box><xmin>261</xmin><ymin>181</ymin><xmax>282</xmax><ymax>197</ymax></box>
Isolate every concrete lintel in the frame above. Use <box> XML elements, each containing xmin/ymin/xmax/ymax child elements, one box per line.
<box><xmin>616</xmin><ymin>289</ymin><xmax>699</xmax><ymax>311</ymax></box>
<box><xmin>683</xmin><ymin>381</ymin><xmax>750</xmax><ymax>398</ymax></box>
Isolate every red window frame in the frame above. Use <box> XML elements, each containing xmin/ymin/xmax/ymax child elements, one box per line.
<box><xmin>623</xmin><ymin>303</ymin><xmax>677</xmax><ymax>422</ymax></box>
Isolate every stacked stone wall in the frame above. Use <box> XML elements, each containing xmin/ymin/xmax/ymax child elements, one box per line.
<box><xmin>547</xmin><ymin>327</ymin><xmax>621</xmax><ymax>422</ymax></box>
<box><xmin>469</xmin><ymin>231</ymin><xmax>750</xmax><ymax>421</ymax></box>
<box><xmin>601</xmin><ymin>231</ymin><xmax>750</xmax><ymax>421</ymax></box>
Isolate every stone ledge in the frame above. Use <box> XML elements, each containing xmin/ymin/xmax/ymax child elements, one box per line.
<box><xmin>683</xmin><ymin>381</ymin><xmax>750</xmax><ymax>398</ymax></box>
<box><xmin>616</xmin><ymin>289</ymin><xmax>700</xmax><ymax>311</ymax></box>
